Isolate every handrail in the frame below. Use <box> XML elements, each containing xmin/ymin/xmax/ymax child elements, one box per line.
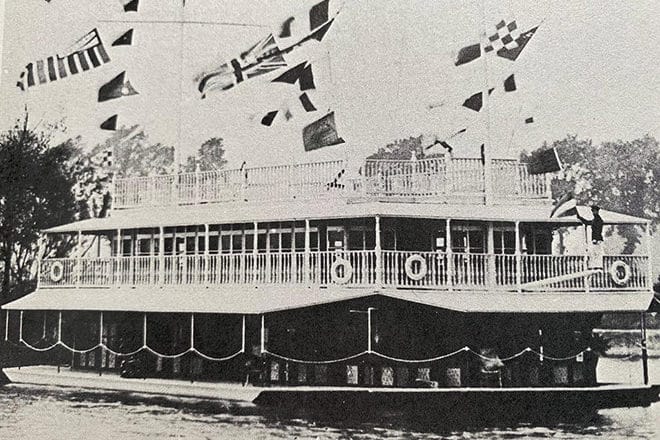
<box><xmin>38</xmin><ymin>252</ymin><xmax>651</xmax><ymax>292</ymax></box>
<box><xmin>112</xmin><ymin>158</ymin><xmax>550</xmax><ymax>209</ymax></box>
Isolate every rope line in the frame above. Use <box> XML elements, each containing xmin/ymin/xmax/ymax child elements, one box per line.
<box><xmin>264</xmin><ymin>350</ymin><xmax>369</xmax><ymax>365</ymax></box>
<box><xmin>16</xmin><ymin>340</ymin><xmax>242</xmax><ymax>362</ymax></box>
<box><xmin>371</xmin><ymin>347</ymin><xmax>469</xmax><ymax>364</ymax></box>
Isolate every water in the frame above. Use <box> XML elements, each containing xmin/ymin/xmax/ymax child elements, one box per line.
<box><xmin>0</xmin><ymin>358</ymin><xmax>657</xmax><ymax>439</ymax></box>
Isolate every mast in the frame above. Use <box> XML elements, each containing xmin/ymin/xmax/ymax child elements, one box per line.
<box><xmin>479</xmin><ymin>0</ymin><xmax>494</xmax><ymax>205</ymax></box>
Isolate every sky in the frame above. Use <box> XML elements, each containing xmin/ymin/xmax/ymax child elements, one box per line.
<box><xmin>1</xmin><ymin>0</ymin><xmax>659</xmax><ymax>169</ymax></box>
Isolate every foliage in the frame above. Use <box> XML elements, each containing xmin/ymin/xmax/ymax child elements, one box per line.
<box><xmin>368</xmin><ymin>136</ymin><xmax>423</xmax><ymax>160</ymax></box>
<box><xmin>183</xmin><ymin>137</ymin><xmax>228</xmax><ymax>172</ymax></box>
<box><xmin>0</xmin><ymin>117</ymin><xmax>80</xmax><ymax>299</ymax></box>
<box><xmin>522</xmin><ymin>135</ymin><xmax>660</xmax><ymax>253</ymax></box>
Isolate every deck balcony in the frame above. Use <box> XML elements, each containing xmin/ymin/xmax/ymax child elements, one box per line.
<box><xmin>38</xmin><ymin>252</ymin><xmax>650</xmax><ymax>292</ymax></box>
<box><xmin>112</xmin><ymin>158</ymin><xmax>551</xmax><ymax>210</ymax></box>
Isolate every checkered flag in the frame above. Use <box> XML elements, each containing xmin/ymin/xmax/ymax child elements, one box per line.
<box><xmin>483</xmin><ymin>20</ymin><xmax>520</xmax><ymax>53</ymax></box>
<box><xmin>92</xmin><ymin>149</ymin><xmax>113</xmax><ymax>168</ymax></box>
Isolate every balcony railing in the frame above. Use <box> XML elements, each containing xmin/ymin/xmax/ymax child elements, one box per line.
<box><xmin>112</xmin><ymin>158</ymin><xmax>550</xmax><ymax>210</ymax></box>
<box><xmin>39</xmin><ymin>252</ymin><xmax>650</xmax><ymax>292</ymax></box>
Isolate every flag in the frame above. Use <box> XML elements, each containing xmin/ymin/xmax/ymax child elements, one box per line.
<box><xmin>276</xmin><ymin>0</ymin><xmax>341</xmax><ymax>49</ymax></box>
<box><xmin>123</xmin><ymin>0</ymin><xmax>138</xmax><ymax>12</ymax></box>
<box><xmin>299</xmin><ymin>92</ymin><xmax>317</xmax><ymax>112</ymax></box>
<box><xmin>302</xmin><ymin>111</ymin><xmax>344</xmax><ymax>151</ymax></box>
<box><xmin>197</xmin><ymin>34</ymin><xmax>286</xmax><ymax>97</ymax></box>
<box><xmin>98</xmin><ymin>71</ymin><xmax>139</xmax><ymax>102</ymax></box>
<box><xmin>272</xmin><ymin>62</ymin><xmax>315</xmax><ymax>91</ymax></box>
<box><xmin>261</xmin><ymin>111</ymin><xmax>278</xmax><ymax>127</ymax></box>
<box><xmin>551</xmin><ymin>192</ymin><xmax>577</xmax><ymax>217</ymax></box>
<box><xmin>462</xmin><ymin>88</ymin><xmax>494</xmax><ymax>112</ymax></box>
<box><xmin>112</xmin><ymin>29</ymin><xmax>134</xmax><ymax>46</ymax></box>
<box><xmin>100</xmin><ymin>115</ymin><xmax>118</xmax><ymax>130</ymax></box>
<box><xmin>503</xmin><ymin>74</ymin><xmax>516</xmax><ymax>92</ymax></box>
<box><xmin>455</xmin><ymin>20</ymin><xmax>538</xmax><ymax>66</ymax></box>
<box><xmin>528</xmin><ymin>147</ymin><xmax>562</xmax><ymax>174</ymax></box>
<box><xmin>525</xmin><ymin>116</ymin><xmax>534</xmax><ymax>124</ymax></box>
<box><xmin>16</xmin><ymin>29</ymin><xmax>110</xmax><ymax>91</ymax></box>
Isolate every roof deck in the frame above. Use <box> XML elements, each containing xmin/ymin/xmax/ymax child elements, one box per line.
<box><xmin>112</xmin><ymin>157</ymin><xmax>551</xmax><ymax>210</ymax></box>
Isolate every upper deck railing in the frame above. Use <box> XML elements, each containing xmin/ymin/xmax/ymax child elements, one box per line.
<box><xmin>39</xmin><ymin>252</ymin><xmax>649</xmax><ymax>293</ymax></box>
<box><xmin>112</xmin><ymin>158</ymin><xmax>550</xmax><ymax>210</ymax></box>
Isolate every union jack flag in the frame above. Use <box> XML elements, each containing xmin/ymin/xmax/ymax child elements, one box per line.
<box><xmin>197</xmin><ymin>34</ymin><xmax>287</xmax><ymax>98</ymax></box>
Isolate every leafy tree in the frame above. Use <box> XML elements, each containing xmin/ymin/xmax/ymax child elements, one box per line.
<box><xmin>183</xmin><ymin>137</ymin><xmax>228</xmax><ymax>172</ymax></box>
<box><xmin>522</xmin><ymin>134</ymin><xmax>660</xmax><ymax>252</ymax></box>
<box><xmin>0</xmin><ymin>117</ymin><xmax>80</xmax><ymax>299</ymax></box>
<box><xmin>369</xmin><ymin>136</ymin><xmax>423</xmax><ymax>161</ymax></box>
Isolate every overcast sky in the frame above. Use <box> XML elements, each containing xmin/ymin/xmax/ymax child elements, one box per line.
<box><xmin>1</xmin><ymin>0</ymin><xmax>659</xmax><ymax>169</ymax></box>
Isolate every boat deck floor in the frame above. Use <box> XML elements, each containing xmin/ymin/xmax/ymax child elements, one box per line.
<box><xmin>3</xmin><ymin>365</ymin><xmax>657</xmax><ymax>411</ymax></box>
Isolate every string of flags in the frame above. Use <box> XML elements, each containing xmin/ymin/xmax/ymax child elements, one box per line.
<box><xmin>455</xmin><ymin>19</ymin><xmax>539</xmax><ymax>66</ymax></box>
<box><xmin>16</xmin><ymin>29</ymin><xmax>110</xmax><ymax>91</ymax></box>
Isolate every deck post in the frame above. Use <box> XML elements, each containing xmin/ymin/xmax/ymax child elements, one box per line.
<box><xmin>98</xmin><ymin>312</ymin><xmax>104</xmax><ymax>376</ymax></box>
<box><xmin>641</xmin><ymin>312</ymin><xmax>649</xmax><ymax>385</ymax></box>
<box><xmin>158</xmin><ymin>226</ymin><xmax>165</xmax><ymax>285</ymax></box>
<box><xmin>4</xmin><ymin>310</ymin><xmax>9</xmax><ymax>341</ymax></box>
<box><xmin>645</xmin><ymin>222</ymin><xmax>652</xmax><ymax>289</ymax></box>
<box><xmin>57</xmin><ymin>311</ymin><xmax>62</xmax><ymax>343</ymax></box>
<box><xmin>204</xmin><ymin>224</ymin><xmax>210</xmax><ymax>285</ymax></box>
<box><xmin>190</xmin><ymin>313</ymin><xmax>195</xmax><ymax>350</ymax></box>
<box><xmin>115</xmin><ymin>229</ymin><xmax>121</xmax><ymax>286</ymax></box>
<box><xmin>515</xmin><ymin>221</ymin><xmax>521</xmax><ymax>292</ymax></box>
<box><xmin>446</xmin><ymin>219</ymin><xmax>453</xmax><ymax>290</ymax></box>
<box><xmin>304</xmin><ymin>219</ymin><xmax>311</xmax><ymax>284</ymax></box>
<box><xmin>375</xmin><ymin>216</ymin><xmax>382</xmax><ymax>287</ymax></box>
<box><xmin>142</xmin><ymin>313</ymin><xmax>148</xmax><ymax>348</ymax></box>
<box><xmin>260</xmin><ymin>314</ymin><xmax>265</xmax><ymax>354</ymax></box>
<box><xmin>253</xmin><ymin>222</ymin><xmax>258</xmax><ymax>282</ymax></box>
<box><xmin>290</xmin><ymin>222</ymin><xmax>296</xmax><ymax>283</ymax></box>
<box><xmin>367</xmin><ymin>307</ymin><xmax>374</xmax><ymax>353</ymax></box>
<box><xmin>19</xmin><ymin>311</ymin><xmax>23</xmax><ymax>342</ymax></box>
<box><xmin>76</xmin><ymin>230</ymin><xmax>82</xmax><ymax>288</ymax></box>
<box><xmin>486</xmin><ymin>222</ymin><xmax>495</xmax><ymax>288</ymax></box>
<box><xmin>241</xmin><ymin>315</ymin><xmax>246</xmax><ymax>353</ymax></box>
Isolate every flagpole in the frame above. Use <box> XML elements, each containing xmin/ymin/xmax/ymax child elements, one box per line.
<box><xmin>479</xmin><ymin>0</ymin><xmax>494</xmax><ymax>206</ymax></box>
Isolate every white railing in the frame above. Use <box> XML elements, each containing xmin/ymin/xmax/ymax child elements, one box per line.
<box><xmin>39</xmin><ymin>253</ymin><xmax>650</xmax><ymax>293</ymax></box>
<box><xmin>113</xmin><ymin>158</ymin><xmax>550</xmax><ymax>209</ymax></box>
<box><xmin>113</xmin><ymin>160</ymin><xmax>348</xmax><ymax>209</ymax></box>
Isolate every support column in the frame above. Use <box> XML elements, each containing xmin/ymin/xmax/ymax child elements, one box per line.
<box><xmin>486</xmin><ymin>222</ymin><xmax>495</xmax><ymax>288</ymax></box>
<box><xmin>76</xmin><ymin>230</ymin><xmax>82</xmax><ymax>288</ymax></box>
<box><xmin>367</xmin><ymin>307</ymin><xmax>374</xmax><ymax>353</ymax></box>
<box><xmin>142</xmin><ymin>313</ymin><xmax>148</xmax><ymax>348</ymax></box>
<box><xmin>260</xmin><ymin>314</ymin><xmax>266</xmax><ymax>354</ymax></box>
<box><xmin>375</xmin><ymin>216</ymin><xmax>382</xmax><ymax>287</ymax></box>
<box><xmin>290</xmin><ymin>222</ymin><xmax>296</xmax><ymax>283</ymax></box>
<box><xmin>253</xmin><ymin>222</ymin><xmax>258</xmax><ymax>282</ymax></box>
<box><xmin>115</xmin><ymin>229</ymin><xmax>121</xmax><ymax>285</ymax></box>
<box><xmin>304</xmin><ymin>219</ymin><xmax>311</xmax><ymax>284</ymax></box>
<box><xmin>646</xmin><ymin>222</ymin><xmax>652</xmax><ymax>289</ymax></box>
<box><xmin>19</xmin><ymin>311</ymin><xmax>24</xmax><ymax>342</ymax></box>
<box><xmin>641</xmin><ymin>312</ymin><xmax>649</xmax><ymax>385</ymax></box>
<box><xmin>58</xmin><ymin>311</ymin><xmax>62</xmax><ymax>343</ymax></box>
<box><xmin>158</xmin><ymin>226</ymin><xmax>165</xmax><ymax>285</ymax></box>
<box><xmin>4</xmin><ymin>310</ymin><xmax>9</xmax><ymax>341</ymax></box>
<box><xmin>446</xmin><ymin>219</ymin><xmax>453</xmax><ymax>290</ymax></box>
<box><xmin>190</xmin><ymin>314</ymin><xmax>195</xmax><ymax>350</ymax></box>
<box><xmin>204</xmin><ymin>224</ymin><xmax>210</xmax><ymax>285</ymax></box>
<box><xmin>99</xmin><ymin>312</ymin><xmax>104</xmax><ymax>345</ymax></box>
<box><xmin>241</xmin><ymin>315</ymin><xmax>246</xmax><ymax>353</ymax></box>
<box><xmin>515</xmin><ymin>221</ymin><xmax>522</xmax><ymax>292</ymax></box>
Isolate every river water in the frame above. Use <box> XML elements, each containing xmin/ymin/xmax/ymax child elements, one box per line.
<box><xmin>0</xmin><ymin>358</ymin><xmax>657</xmax><ymax>439</ymax></box>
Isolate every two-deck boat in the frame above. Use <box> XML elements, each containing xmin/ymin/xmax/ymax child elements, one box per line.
<box><xmin>2</xmin><ymin>155</ymin><xmax>657</xmax><ymax>420</ymax></box>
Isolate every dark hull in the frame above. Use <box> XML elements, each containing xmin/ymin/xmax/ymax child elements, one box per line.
<box><xmin>254</xmin><ymin>385</ymin><xmax>659</xmax><ymax>423</ymax></box>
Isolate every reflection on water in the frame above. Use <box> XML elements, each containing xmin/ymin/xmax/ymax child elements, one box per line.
<box><xmin>0</xmin><ymin>358</ymin><xmax>657</xmax><ymax>439</ymax></box>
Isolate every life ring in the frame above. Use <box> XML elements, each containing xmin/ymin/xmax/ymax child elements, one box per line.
<box><xmin>609</xmin><ymin>260</ymin><xmax>631</xmax><ymax>286</ymax></box>
<box><xmin>405</xmin><ymin>254</ymin><xmax>428</xmax><ymax>281</ymax></box>
<box><xmin>330</xmin><ymin>258</ymin><xmax>353</xmax><ymax>284</ymax></box>
<box><xmin>49</xmin><ymin>261</ymin><xmax>64</xmax><ymax>282</ymax></box>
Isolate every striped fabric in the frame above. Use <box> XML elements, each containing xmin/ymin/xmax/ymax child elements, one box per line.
<box><xmin>17</xmin><ymin>29</ymin><xmax>110</xmax><ymax>91</ymax></box>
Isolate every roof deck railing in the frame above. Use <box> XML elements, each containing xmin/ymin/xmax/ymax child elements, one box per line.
<box><xmin>112</xmin><ymin>157</ymin><xmax>551</xmax><ymax>210</ymax></box>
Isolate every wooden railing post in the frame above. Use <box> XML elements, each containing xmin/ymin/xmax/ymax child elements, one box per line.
<box><xmin>76</xmin><ymin>230</ymin><xmax>82</xmax><ymax>288</ymax></box>
<box><xmin>158</xmin><ymin>226</ymin><xmax>164</xmax><ymax>285</ymax></box>
<box><xmin>115</xmin><ymin>228</ymin><xmax>121</xmax><ymax>286</ymax></box>
<box><xmin>204</xmin><ymin>224</ymin><xmax>210</xmax><ymax>285</ymax></box>
<box><xmin>304</xmin><ymin>219</ymin><xmax>311</xmax><ymax>284</ymax></box>
<box><xmin>446</xmin><ymin>219</ymin><xmax>453</xmax><ymax>290</ymax></box>
<box><xmin>252</xmin><ymin>222</ymin><xmax>258</xmax><ymax>282</ymax></box>
<box><xmin>375</xmin><ymin>216</ymin><xmax>382</xmax><ymax>287</ymax></box>
<box><xmin>515</xmin><ymin>221</ymin><xmax>521</xmax><ymax>292</ymax></box>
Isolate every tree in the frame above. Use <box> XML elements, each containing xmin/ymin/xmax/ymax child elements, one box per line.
<box><xmin>0</xmin><ymin>117</ymin><xmax>80</xmax><ymax>299</ymax></box>
<box><xmin>369</xmin><ymin>136</ymin><xmax>423</xmax><ymax>160</ymax></box>
<box><xmin>183</xmin><ymin>137</ymin><xmax>227</xmax><ymax>172</ymax></box>
<box><xmin>522</xmin><ymin>135</ymin><xmax>660</xmax><ymax>252</ymax></box>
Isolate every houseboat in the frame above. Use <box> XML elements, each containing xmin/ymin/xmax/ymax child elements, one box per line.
<box><xmin>2</xmin><ymin>156</ymin><xmax>657</xmax><ymax>420</ymax></box>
